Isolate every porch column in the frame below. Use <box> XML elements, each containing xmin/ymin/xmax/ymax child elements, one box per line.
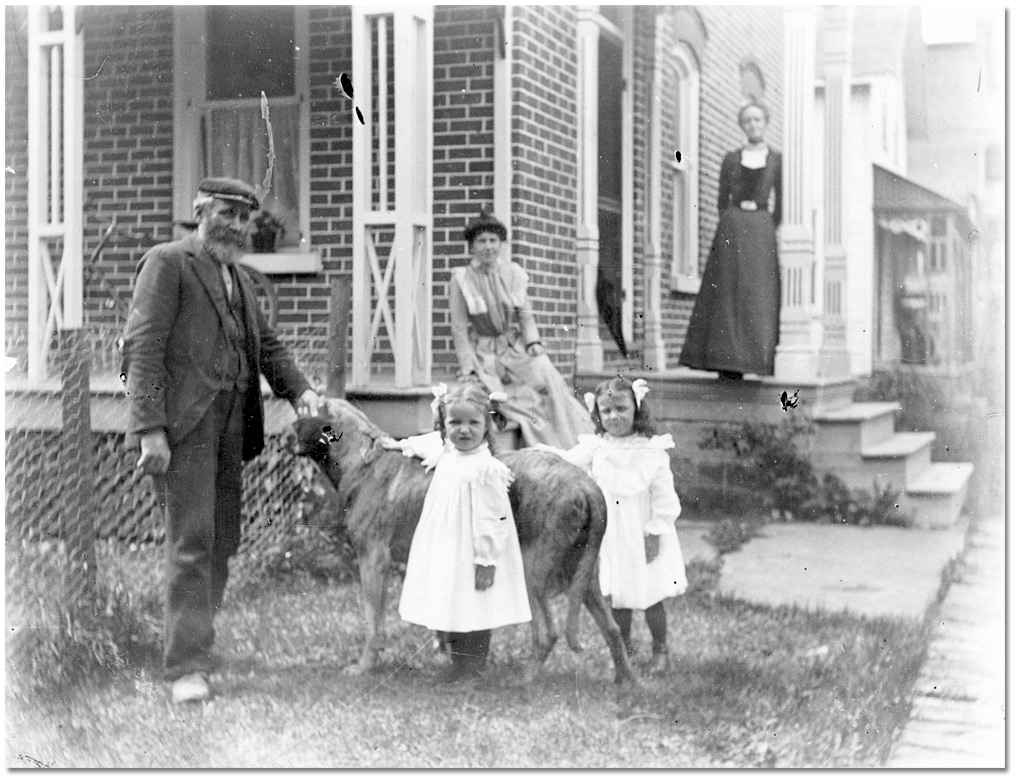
<box><xmin>26</xmin><ymin>5</ymin><xmax>84</xmax><ymax>382</ymax></box>
<box><xmin>818</xmin><ymin>5</ymin><xmax>853</xmax><ymax>378</ymax></box>
<box><xmin>773</xmin><ymin>5</ymin><xmax>822</xmax><ymax>381</ymax></box>
<box><xmin>643</xmin><ymin>13</ymin><xmax>667</xmax><ymax>371</ymax></box>
<box><xmin>351</xmin><ymin>6</ymin><xmax>434</xmax><ymax>388</ymax></box>
<box><xmin>574</xmin><ymin>6</ymin><xmax>604</xmax><ymax>372</ymax></box>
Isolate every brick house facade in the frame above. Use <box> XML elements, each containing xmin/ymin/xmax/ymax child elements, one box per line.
<box><xmin>4</xmin><ymin>4</ymin><xmax>785</xmax><ymax>386</ymax></box>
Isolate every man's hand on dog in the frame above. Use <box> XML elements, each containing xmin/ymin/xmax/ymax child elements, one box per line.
<box><xmin>475</xmin><ymin>564</ymin><xmax>495</xmax><ymax>591</ymax></box>
<box><xmin>137</xmin><ymin>429</ymin><xmax>170</xmax><ymax>476</ymax></box>
<box><xmin>293</xmin><ymin>388</ymin><xmax>322</xmax><ymax>418</ymax></box>
<box><xmin>644</xmin><ymin>534</ymin><xmax>660</xmax><ymax>564</ymax></box>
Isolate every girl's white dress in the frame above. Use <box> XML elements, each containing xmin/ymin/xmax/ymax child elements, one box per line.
<box><xmin>397</xmin><ymin>433</ymin><xmax>533</xmax><ymax>633</ymax></box>
<box><xmin>560</xmin><ymin>433</ymin><xmax>687</xmax><ymax>610</ymax></box>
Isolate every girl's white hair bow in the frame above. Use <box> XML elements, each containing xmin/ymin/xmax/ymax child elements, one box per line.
<box><xmin>488</xmin><ymin>391</ymin><xmax>508</xmax><ymax>404</ymax></box>
<box><xmin>584</xmin><ymin>392</ymin><xmax>596</xmax><ymax>414</ymax></box>
<box><xmin>632</xmin><ymin>378</ymin><xmax>649</xmax><ymax>409</ymax></box>
<box><xmin>430</xmin><ymin>382</ymin><xmax>449</xmax><ymax>418</ymax></box>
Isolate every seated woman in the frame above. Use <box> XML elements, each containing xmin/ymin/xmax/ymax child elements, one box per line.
<box><xmin>449</xmin><ymin>211</ymin><xmax>594</xmax><ymax>449</ymax></box>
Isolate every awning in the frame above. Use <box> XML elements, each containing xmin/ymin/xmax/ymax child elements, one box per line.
<box><xmin>873</xmin><ymin>165</ymin><xmax>974</xmax><ymax>233</ymax></box>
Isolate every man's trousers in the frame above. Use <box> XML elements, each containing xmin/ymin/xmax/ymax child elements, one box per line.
<box><xmin>160</xmin><ymin>388</ymin><xmax>245</xmax><ymax>680</ymax></box>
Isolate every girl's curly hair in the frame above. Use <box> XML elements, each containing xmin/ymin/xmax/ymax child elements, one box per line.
<box><xmin>589</xmin><ymin>376</ymin><xmax>658</xmax><ymax>437</ymax></box>
<box><xmin>433</xmin><ymin>382</ymin><xmax>507</xmax><ymax>453</ymax></box>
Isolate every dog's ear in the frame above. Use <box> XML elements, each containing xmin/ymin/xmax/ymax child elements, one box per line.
<box><xmin>362</xmin><ymin>436</ymin><xmax>384</xmax><ymax>466</ymax></box>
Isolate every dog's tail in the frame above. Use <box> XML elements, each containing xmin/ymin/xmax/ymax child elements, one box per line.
<box><xmin>563</xmin><ymin>481</ymin><xmax>608</xmax><ymax>652</ymax></box>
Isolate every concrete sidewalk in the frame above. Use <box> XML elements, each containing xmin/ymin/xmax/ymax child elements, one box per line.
<box><xmin>676</xmin><ymin>513</ymin><xmax>1007</xmax><ymax>768</ymax></box>
<box><xmin>678</xmin><ymin>519</ymin><xmax>968</xmax><ymax>621</ymax></box>
<box><xmin>885</xmin><ymin>512</ymin><xmax>1006</xmax><ymax>768</ymax></box>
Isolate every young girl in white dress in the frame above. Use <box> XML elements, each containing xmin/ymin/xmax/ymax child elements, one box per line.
<box><xmin>395</xmin><ymin>382</ymin><xmax>532</xmax><ymax>683</ymax></box>
<box><xmin>550</xmin><ymin>376</ymin><xmax>687</xmax><ymax>674</ymax></box>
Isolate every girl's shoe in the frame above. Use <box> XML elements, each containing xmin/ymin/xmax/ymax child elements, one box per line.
<box><xmin>434</xmin><ymin>665</ymin><xmax>469</xmax><ymax>686</ymax></box>
<box><xmin>647</xmin><ymin>652</ymin><xmax>670</xmax><ymax>675</ymax></box>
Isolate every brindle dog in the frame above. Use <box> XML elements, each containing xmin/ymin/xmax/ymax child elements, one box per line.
<box><xmin>290</xmin><ymin>398</ymin><xmax>636</xmax><ymax>686</ymax></box>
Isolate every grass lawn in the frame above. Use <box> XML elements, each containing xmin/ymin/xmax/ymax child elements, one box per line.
<box><xmin>5</xmin><ymin>544</ymin><xmax>930</xmax><ymax>769</ymax></box>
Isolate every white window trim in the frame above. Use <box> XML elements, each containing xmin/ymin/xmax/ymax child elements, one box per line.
<box><xmin>667</xmin><ymin>43</ymin><xmax>700</xmax><ymax>294</ymax></box>
<box><xmin>172</xmin><ymin>7</ymin><xmax>319</xmax><ymax>273</ymax></box>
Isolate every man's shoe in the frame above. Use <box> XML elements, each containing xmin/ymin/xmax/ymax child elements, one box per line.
<box><xmin>172</xmin><ymin>672</ymin><xmax>211</xmax><ymax>704</ymax></box>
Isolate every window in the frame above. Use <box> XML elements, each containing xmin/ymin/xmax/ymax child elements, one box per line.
<box><xmin>668</xmin><ymin>44</ymin><xmax>700</xmax><ymax>293</ymax></box>
<box><xmin>174</xmin><ymin>7</ymin><xmax>316</xmax><ymax>268</ymax></box>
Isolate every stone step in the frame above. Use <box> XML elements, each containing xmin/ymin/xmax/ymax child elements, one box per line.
<box><xmin>810</xmin><ymin>401</ymin><xmax>901</xmax><ymax>454</ymax></box>
<box><xmin>905</xmin><ymin>462</ymin><xmax>975</xmax><ymax>530</ymax></box>
<box><xmin>861</xmin><ymin>431</ymin><xmax>935</xmax><ymax>481</ymax></box>
<box><xmin>811</xmin><ymin>431</ymin><xmax>934</xmax><ymax>493</ymax></box>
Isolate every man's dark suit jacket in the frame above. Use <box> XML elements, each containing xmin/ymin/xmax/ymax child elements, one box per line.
<box><xmin>122</xmin><ymin>233</ymin><xmax>310</xmax><ymax>462</ymax></box>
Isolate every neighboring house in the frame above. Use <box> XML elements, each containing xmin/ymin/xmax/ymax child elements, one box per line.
<box><xmin>809</xmin><ymin>5</ymin><xmax>989</xmax><ymax>378</ymax></box>
<box><xmin>6</xmin><ymin>5</ymin><xmax>999</xmax><ymax>526</ymax></box>
<box><xmin>903</xmin><ymin>5</ymin><xmax>1005</xmax><ymax>400</ymax></box>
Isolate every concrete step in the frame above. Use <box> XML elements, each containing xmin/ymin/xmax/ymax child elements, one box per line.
<box><xmin>905</xmin><ymin>462</ymin><xmax>975</xmax><ymax>530</ymax></box>
<box><xmin>861</xmin><ymin>431</ymin><xmax>935</xmax><ymax>482</ymax></box>
<box><xmin>813</xmin><ymin>431</ymin><xmax>935</xmax><ymax>493</ymax></box>
<box><xmin>810</xmin><ymin>401</ymin><xmax>901</xmax><ymax>454</ymax></box>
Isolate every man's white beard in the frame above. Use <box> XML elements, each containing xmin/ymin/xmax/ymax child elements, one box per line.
<box><xmin>205</xmin><ymin>237</ymin><xmax>243</xmax><ymax>266</ymax></box>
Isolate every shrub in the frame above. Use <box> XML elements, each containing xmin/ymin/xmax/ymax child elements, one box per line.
<box><xmin>707</xmin><ymin>516</ymin><xmax>768</xmax><ymax>555</ymax></box>
<box><xmin>801</xmin><ymin>475</ymin><xmax>913</xmax><ymax>527</ymax></box>
<box><xmin>698</xmin><ymin>417</ymin><xmax>817</xmax><ymax>518</ymax></box>
<box><xmin>853</xmin><ymin>367</ymin><xmax>949</xmax><ymax>435</ymax></box>
<box><xmin>698</xmin><ymin>419</ymin><xmax>914</xmax><ymax>527</ymax></box>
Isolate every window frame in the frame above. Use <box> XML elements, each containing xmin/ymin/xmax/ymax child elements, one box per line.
<box><xmin>172</xmin><ymin>6</ymin><xmax>320</xmax><ymax>273</ymax></box>
<box><xmin>667</xmin><ymin>43</ymin><xmax>701</xmax><ymax>294</ymax></box>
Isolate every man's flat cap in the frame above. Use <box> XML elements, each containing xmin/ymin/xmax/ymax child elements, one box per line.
<box><xmin>197</xmin><ymin>177</ymin><xmax>260</xmax><ymax>210</ymax></box>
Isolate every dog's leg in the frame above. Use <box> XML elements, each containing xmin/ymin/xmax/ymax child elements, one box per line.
<box><xmin>582</xmin><ymin>575</ymin><xmax>639</xmax><ymax>688</ymax></box>
<box><xmin>527</xmin><ymin>552</ymin><xmax>560</xmax><ymax>654</ymax></box>
<box><xmin>521</xmin><ymin>549</ymin><xmax>559</xmax><ymax>682</ymax></box>
<box><xmin>349</xmin><ymin>539</ymin><xmax>390</xmax><ymax>675</ymax></box>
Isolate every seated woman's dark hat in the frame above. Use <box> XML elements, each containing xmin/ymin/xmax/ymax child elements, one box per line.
<box><xmin>464</xmin><ymin>211</ymin><xmax>507</xmax><ymax>244</ymax></box>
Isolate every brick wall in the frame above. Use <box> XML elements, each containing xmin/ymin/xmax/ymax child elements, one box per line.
<box><xmin>508</xmin><ymin>4</ymin><xmax>580</xmax><ymax>376</ymax></box>
<box><xmin>430</xmin><ymin>5</ymin><xmax>499</xmax><ymax>379</ymax></box>
<box><xmin>81</xmin><ymin>5</ymin><xmax>176</xmax><ymax>328</ymax></box>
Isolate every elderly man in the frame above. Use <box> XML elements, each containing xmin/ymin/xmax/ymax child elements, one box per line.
<box><xmin>122</xmin><ymin>177</ymin><xmax>320</xmax><ymax>703</ymax></box>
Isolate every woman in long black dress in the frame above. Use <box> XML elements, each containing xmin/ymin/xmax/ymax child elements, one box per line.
<box><xmin>679</xmin><ymin>102</ymin><xmax>782</xmax><ymax>380</ymax></box>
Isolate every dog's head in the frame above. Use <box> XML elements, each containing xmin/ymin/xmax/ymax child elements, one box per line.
<box><xmin>290</xmin><ymin>399</ymin><xmax>391</xmax><ymax>478</ymax></box>
<box><xmin>290</xmin><ymin>415</ymin><xmax>336</xmax><ymax>468</ymax></box>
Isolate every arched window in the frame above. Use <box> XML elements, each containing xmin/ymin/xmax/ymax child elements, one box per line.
<box><xmin>739</xmin><ymin>57</ymin><xmax>766</xmax><ymax>103</ymax></box>
<box><xmin>668</xmin><ymin>43</ymin><xmax>701</xmax><ymax>293</ymax></box>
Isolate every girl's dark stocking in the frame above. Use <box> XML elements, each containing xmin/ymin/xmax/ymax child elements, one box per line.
<box><xmin>645</xmin><ymin>601</ymin><xmax>668</xmax><ymax>654</ymax></box>
<box><xmin>612</xmin><ymin>607</ymin><xmax>635</xmax><ymax>655</ymax></box>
